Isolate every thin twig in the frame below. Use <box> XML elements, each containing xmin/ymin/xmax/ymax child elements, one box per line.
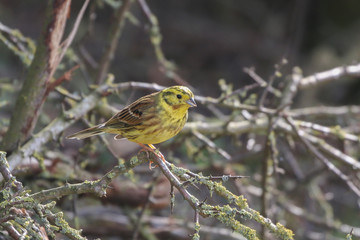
<box><xmin>170</xmin><ymin>184</ymin><xmax>175</xmax><ymax>214</ymax></box>
<box><xmin>290</xmin><ymin>105</ymin><xmax>360</xmax><ymax>118</ymax></box>
<box><xmin>56</xmin><ymin>0</ymin><xmax>90</xmax><ymax>68</ymax></box>
<box><xmin>297</xmin><ymin>120</ymin><xmax>359</xmax><ymax>142</ymax></box>
<box><xmin>276</xmin><ymin>120</ymin><xmax>360</xmax><ymax>170</ymax></box>
<box><xmin>192</xmin><ymin>130</ymin><xmax>232</xmax><ymax>160</ymax></box>
<box><xmin>285</xmin><ymin>116</ymin><xmax>360</xmax><ymax>197</ymax></box>
<box><xmin>243</xmin><ymin>67</ymin><xmax>282</xmax><ymax>97</ymax></box>
<box><xmin>299</xmin><ymin>63</ymin><xmax>360</xmax><ymax>89</ymax></box>
<box><xmin>192</xmin><ymin>208</ymin><xmax>200</xmax><ymax>240</ymax></box>
<box><xmin>44</xmin><ymin>65</ymin><xmax>80</xmax><ymax>100</ymax></box>
<box><xmin>280</xmin><ymin>66</ymin><xmax>302</xmax><ymax>109</ymax></box>
<box><xmin>209</xmin><ymin>175</ymin><xmax>249</xmax><ymax>181</ymax></box>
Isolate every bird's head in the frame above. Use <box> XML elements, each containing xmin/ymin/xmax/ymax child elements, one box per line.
<box><xmin>160</xmin><ymin>86</ymin><xmax>197</xmax><ymax>113</ymax></box>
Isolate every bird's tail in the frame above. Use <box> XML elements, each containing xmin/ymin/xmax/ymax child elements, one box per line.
<box><xmin>67</xmin><ymin>124</ymin><xmax>105</xmax><ymax>140</ymax></box>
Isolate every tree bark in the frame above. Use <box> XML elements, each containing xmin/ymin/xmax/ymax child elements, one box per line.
<box><xmin>1</xmin><ymin>0</ymin><xmax>71</xmax><ymax>152</ymax></box>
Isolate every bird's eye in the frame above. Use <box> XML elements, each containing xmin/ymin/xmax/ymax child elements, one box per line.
<box><xmin>177</xmin><ymin>94</ymin><xmax>182</xmax><ymax>99</ymax></box>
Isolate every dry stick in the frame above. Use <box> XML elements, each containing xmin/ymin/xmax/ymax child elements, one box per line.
<box><xmin>285</xmin><ymin>117</ymin><xmax>360</xmax><ymax>198</ymax></box>
<box><xmin>243</xmin><ymin>67</ymin><xmax>281</xmax><ymax>97</ymax></box>
<box><xmin>43</xmin><ymin>65</ymin><xmax>80</xmax><ymax>100</ymax></box>
<box><xmin>290</xmin><ymin>105</ymin><xmax>360</xmax><ymax>118</ymax></box>
<box><xmin>258</xmin><ymin>71</ymin><xmax>279</xmax><ymax>109</ymax></box>
<box><xmin>299</xmin><ymin>63</ymin><xmax>360</xmax><ymax>89</ymax></box>
<box><xmin>217</xmin><ymin>83</ymin><xmax>260</xmax><ymax>102</ymax></box>
<box><xmin>57</xmin><ymin>0</ymin><xmax>90</xmax><ymax>68</ymax></box>
<box><xmin>278</xmin><ymin>138</ymin><xmax>305</xmax><ymax>180</ymax></box>
<box><xmin>296</xmin><ymin>120</ymin><xmax>360</xmax><ymax>143</ymax></box>
<box><xmin>192</xmin><ymin>130</ymin><xmax>232</xmax><ymax>160</ymax></box>
<box><xmin>280</xmin><ymin>67</ymin><xmax>302</xmax><ymax>108</ymax></box>
<box><xmin>209</xmin><ymin>175</ymin><xmax>249</xmax><ymax>180</ymax></box>
<box><xmin>96</xmin><ymin>0</ymin><xmax>132</xmax><ymax>84</ymax></box>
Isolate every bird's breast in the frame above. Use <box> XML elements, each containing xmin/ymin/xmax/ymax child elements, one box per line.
<box><xmin>131</xmin><ymin>111</ymin><xmax>187</xmax><ymax>144</ymax></box>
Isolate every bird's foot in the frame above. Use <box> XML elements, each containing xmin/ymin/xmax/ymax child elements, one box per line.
<box><xmin>137</xmin><ymin>143</ymin><xmax>165</xmax><ymax>169</ymax></box>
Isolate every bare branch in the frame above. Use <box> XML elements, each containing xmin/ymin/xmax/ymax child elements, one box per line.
<box><xmin>30</xmin><ymin>154</ymin><xmax>148</xmax><ymax>202</ymax></box>
<box><xmin>299</xmin><ymin>63</ymin><xmax>360</xmax><ymax>89</ymax></box>
<box><xmin>285</xmin><ymin>117</ymin><xmax>360</xmax><ymax>197</ymax></box>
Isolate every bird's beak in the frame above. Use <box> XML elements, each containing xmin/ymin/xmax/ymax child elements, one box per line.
<box><xmin>186</xmin><ymin>98</ymin><xmax>197</xmax><ymax>107</ymax></box>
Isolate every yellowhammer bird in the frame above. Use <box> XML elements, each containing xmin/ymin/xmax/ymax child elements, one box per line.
<box><xmin>67</xmin><ymin>86</ymin><xmax>196</xmax><ymax>163</ymax></box>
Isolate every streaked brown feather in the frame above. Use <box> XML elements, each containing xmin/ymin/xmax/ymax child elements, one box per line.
<box><xmin>104</xmin><ymin>93</ymin><xmax>157</xmax><ymax>129</ymax></box>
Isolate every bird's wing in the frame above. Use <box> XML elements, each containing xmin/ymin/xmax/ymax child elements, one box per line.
<box><xmin>104</xmin><ymin>93</ymin><xmax>157</xmax><ymax>129</ymax></box>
